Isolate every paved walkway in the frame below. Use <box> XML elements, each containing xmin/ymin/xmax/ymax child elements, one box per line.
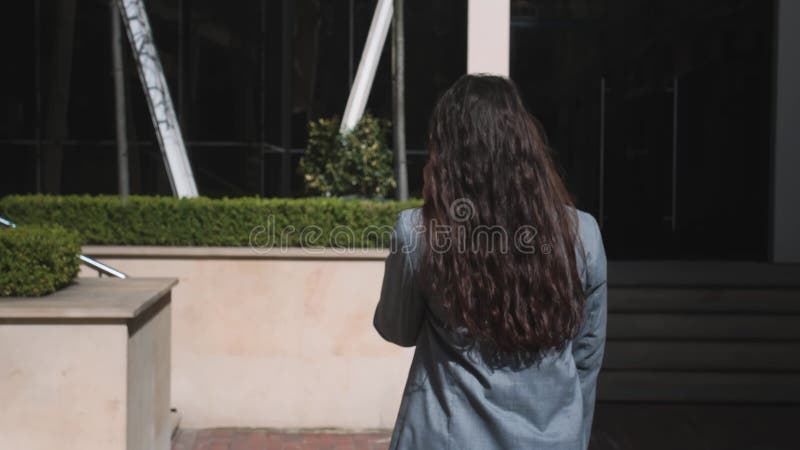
<box><xmin>172</xmin><ymin>429</ymin><xmax>392</xmax><ymax>450</ymax></box>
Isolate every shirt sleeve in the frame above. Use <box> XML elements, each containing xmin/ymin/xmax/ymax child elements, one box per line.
<box><xmin>373</xmin><ymin>210</ymin><xmax>427</xmax><ymax>347</ymax></box>
<box><xmin>571</xmin><ymin>215</ymin><xmax>608</xmax><ymax>448</ymax></box>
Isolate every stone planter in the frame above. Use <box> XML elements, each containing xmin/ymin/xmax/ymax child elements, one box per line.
<box><xmin>0</xmin><ymin>278</ymin><xmax>176</xmax><ymax>450</ymax></box>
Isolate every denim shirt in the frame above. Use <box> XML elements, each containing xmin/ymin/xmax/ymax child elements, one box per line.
<box><xmin>374</xmin><ymin>208</ymin><xmax>608</xmax><ymax>450</ymax></box>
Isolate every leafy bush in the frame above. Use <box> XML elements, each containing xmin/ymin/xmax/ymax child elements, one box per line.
<box><xmin>300</xmin><ymin>113</ymin><xmax>396</xmax><ymax>197</ymax></box>
<box><xmin>0</xmin><ymin>195</ymin><xmax>422</xmax><ymax>248</ymax></box>
<box><xmin>0</xmin><ymin>225</ymin><xmax>81</xmax><ymax>296</ymax></box>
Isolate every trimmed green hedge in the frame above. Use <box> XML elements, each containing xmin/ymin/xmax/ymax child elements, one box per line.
<box><xmin>0</xmin><ymin>195</ymin><xmax>422</xmax><ymax>248</ymax></box>
<box><xmin>0</xmin><ymin>225</ymin><xmax>81</xmax><ymax>296</ymax></box>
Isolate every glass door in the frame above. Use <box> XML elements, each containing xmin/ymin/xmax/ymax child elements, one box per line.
<box><xmin>601</xmin><ymin>69</ymin><xmax>677</xmax><ymax>258</ymax></box>
<box><xmin>511</xmin><ymin>0</ymin><xmax>773</xmax><ymax>260</ymax></box>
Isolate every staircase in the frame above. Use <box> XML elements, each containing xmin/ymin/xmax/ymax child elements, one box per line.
<box><xmin>591</xmin><ymin>261</ymin><xmax>800</xmax><ymax>450</ymax></box>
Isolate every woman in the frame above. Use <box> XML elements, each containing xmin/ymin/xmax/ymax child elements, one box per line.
<box><xmin>374</xmin><ymin>74</ymin><xmax>607</xmax><ymax>450</ymax></box>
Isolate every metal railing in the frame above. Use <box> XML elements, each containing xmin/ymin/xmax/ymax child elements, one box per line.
<box><xmin>0</xmin><ymin>216</ymin><xmax>128</xmax><ymax>279</ymax></box>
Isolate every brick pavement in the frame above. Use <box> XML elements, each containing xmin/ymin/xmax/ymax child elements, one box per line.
<box><xmin>172</xmin><ymin>429</ymin><xmax>392</xmax><ymax>450</ymax></box>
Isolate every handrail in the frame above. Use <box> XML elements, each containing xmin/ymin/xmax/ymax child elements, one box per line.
<box><xmin>0</xmin><ymin>217</ymin><xmax>15</xmax><ymax>228</ymax></box>
<box><xmin>79</xmin><ymin>254</ymin><xmax>128</xmax><ymax>279</ymax></box>
<box><xmin>0</xmin><ymin>216</ymin><xmax>128</xmax><ymax>279</ymax></box>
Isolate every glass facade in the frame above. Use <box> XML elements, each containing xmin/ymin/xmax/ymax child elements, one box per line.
<box><xmin>511</xmin><ymin>0</ymin><xmax>774</xmax><ymax>259</ymax></box>
<box><xmin>0</xmin><ymin>0</ymin><xmax>466</xmax><ymax>198</ymax></box>
<box><xmin>0</xmin><ymin>0</ymin><xmax>779</xmax><ymax>260</ymax></box>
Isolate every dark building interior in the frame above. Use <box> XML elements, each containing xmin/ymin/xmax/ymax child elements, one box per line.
<box><xmin>0</xmin><ymin>0</ymin><xmax>466</xmax><ymax>201</ymax></box>
<box><xmin>0</xmin><ymin>0</ymin><xmax>778</xmax><ymax>262</ymax></box>
<box><xmin>511</xmin><ymin>0</ymin><xmax>773</xmax><ymax>260</ymax></box>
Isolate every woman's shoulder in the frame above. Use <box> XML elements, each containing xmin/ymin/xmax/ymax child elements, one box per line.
<box><xmin>394</xmin><ymin>208</ymin><xmax>424</xmax><ymax>240</ymax></box>
<box><xmin>569</xmin><ymin>207</ymin><xmax>606</xmax><ymax>288</ymax></box>
<box><xmin>397</xmin><ymin>207</ymin><xmax>423</xmax><ymax>224</ymax></box>
<box><xmin>566</xmin><ymin>206</ymin><xmax>601</xmax><ymax>246</ymax></box>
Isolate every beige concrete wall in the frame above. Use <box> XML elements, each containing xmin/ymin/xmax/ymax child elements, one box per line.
<box><xmin>128</xmin><ymin>299</ymin><xmax>172</xmax><ymax>450</ymax></box>
<box><xmin>79</xmin><ymin>249</ymin><xmax>413</xmax><ymax>429</ymax></box>
<box><xmin>0</xmin><ymin>323</ymin><xmax>128</xmax><ymax>450</ymax></box>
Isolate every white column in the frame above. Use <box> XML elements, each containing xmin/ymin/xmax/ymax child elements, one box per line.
<box><xmin>467</xmin><ymin>0</ymin><xmax>510</xmax><ymax>76</ymax></box>
<box><xmin>340</xmin><ymin>0</ymin><xmax>394</xmax><ymax>133</ymax></box>
<box><xmin>772</xmin><ymin>0</ymin><xmax>800</xmax><ymax>263</ymax></box>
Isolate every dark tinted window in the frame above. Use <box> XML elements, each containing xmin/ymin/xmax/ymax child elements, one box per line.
<box><xmin>511</xmin><ymin>0</ymin><xmax>773</xmax><ymax>259</ymax></box>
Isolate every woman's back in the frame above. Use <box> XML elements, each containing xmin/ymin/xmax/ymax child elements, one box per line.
<box><xmin>375</xmin><ymin>208</ymin><xmax>607</xmax><ymax>450</ymax></box>
<box><xmin>374</xmin><ymin>74</ymin><xmax>608</xmax><ymax>450</ymax></box>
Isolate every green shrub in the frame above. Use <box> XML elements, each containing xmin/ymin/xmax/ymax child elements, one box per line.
<box><xmin>0</xmin><ymin>195</ymin><xmax>422</xmax><ymax>248</ymax></box>
<box><xmin>0</xmin><ymin>225</ymin><xmax>81</xmax><ymax>296</ymax></box>
<box><xmin>299</xmin><ymin>113</ymin><xmax>396</xmax><ymax>197</ymax></box>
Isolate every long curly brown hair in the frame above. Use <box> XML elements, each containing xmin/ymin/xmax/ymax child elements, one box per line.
<box><xmin>422</xmin><ymin>74</ymin><xmax>584</xmax><ymax>355</ymax></box>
